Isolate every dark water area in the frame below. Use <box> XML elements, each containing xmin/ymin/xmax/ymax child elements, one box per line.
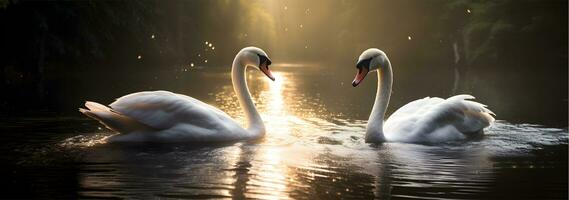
<box><xmin>1</xmin><ymin>67</ymin><xmax>567</xmax><ymax>199</ymax></box>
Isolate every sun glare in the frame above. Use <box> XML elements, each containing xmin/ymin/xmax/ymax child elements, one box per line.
<box><xmin>268</xmin><ymin>72</ymin><xmax>285</xmax><ymax>115</ymax></box>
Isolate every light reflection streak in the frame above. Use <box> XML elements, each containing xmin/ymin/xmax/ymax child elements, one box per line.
<box><xmin>262</xmin><ymin>72</ymin><xmax>292</xmax><ymax>140</ymax></box>
<box><xmin>249</xmin><ymin>72</ymin><xmax>291</xmax><ymax>199</ymax></box>
<box><xmin>267</xmin><ymin>72</ymin><xmax>285</xmax><ymax>116</ymax></box>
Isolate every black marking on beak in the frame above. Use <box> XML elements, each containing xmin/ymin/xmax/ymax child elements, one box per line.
<box><xmin>258</xmin><ymin>54</ymin><xmax>275</xmax><ymax>81</ymax></box>
<box><xmin>258</xmin><ymin>54</ymin><xmax>271</xmax><ymax>66</ymax></box>
<box><xmin>356</xmin><ymin>57</ymin><xmax>372</xmax><ymax>71</ymax></box>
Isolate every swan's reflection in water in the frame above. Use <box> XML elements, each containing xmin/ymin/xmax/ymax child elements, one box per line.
<box><xmin>66</xmin><ymin>68</ymin><xmax>567</xmax><ymax>199</ymax></box>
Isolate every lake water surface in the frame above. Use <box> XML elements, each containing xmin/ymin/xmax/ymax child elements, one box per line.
<box><xmin>1</xmin><ymin>66</ymin><xmax>567</xmax><ymax>199</ymax></box>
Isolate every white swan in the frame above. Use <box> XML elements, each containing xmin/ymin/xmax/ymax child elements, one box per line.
<box><xmin>351</xmin><ymin>48</ymin><xmax>495</xmax><ymax>143</ymax></box>
<box><xmin>79</xmin><ymin>47</ymin><xmax>275</xmax><ymax>143</ymax></box>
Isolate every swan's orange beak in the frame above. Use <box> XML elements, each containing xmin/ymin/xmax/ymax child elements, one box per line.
<box><xmin>259</xmin><ymin>62</ymin><xmax>275</xmax><ymax>81</ymax></box>
<box><xmin>352</xmin><ymin>67</ymin><xmax>368</xmax><ymax>87</ymax></box>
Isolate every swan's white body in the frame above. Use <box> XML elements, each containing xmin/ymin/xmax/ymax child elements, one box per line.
<box><xmin>353</xmin><ymin>49</ymin><xmax>495</xmax><ymax>143</ymax></box>
<box><xmin>80</xmin><ymin>47</ymin><xmax>273</xmax><ymax>143</ymax></box>
<box><xmin>381</xmin><ymin>94</ymin><xmax>495</xmax><ymax>143</ymax></box>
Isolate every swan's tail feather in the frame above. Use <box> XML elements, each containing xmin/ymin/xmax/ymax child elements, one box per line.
<box><xmin>79</xmin><ymin>107</ymin><xmax>102</xmax><ymax>121</ymax></box>
<box><xmin>448</xmin><ymin>94</ymin><xmax>496</xmax><ymax>116</ymax></box>
<box><xmin>85</xmin><ymin>101</ymin><xmax>111</xmax><ymax>112</ymax></box>
<box><xmin>465</xmin><ymin>101</ymin><xmax>495</xmax><ymax>115</ymax></box>
<box><xmin>80</xmin><ymin>101</ymin><xmax>152</xmax><ymax>133</ymax></box>
<box><xmin>482</xmin><ymin>106</ymin><xmax>496</xmax><ymax>116</ymax></box>
<box><xmin>459</xmin><ymin>97</ymin><xmax>496</xmax><ymax>134</ymax></box>
<box><xmin>447</xmin><ymin>94</ymin><xmax>475</xmax><ymax>101</ymax></box>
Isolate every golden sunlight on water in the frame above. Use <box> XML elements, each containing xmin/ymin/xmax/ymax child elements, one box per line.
<box><xmin>208</xmin><ymin>70</ymin><xmax>336</xmax><ymax>199</ymax></box>
<box><xmin>263</xmin><ymin>72</ymin><xmax>291</xmax><ymax>139</ymax></box>
<box><xmin>248</xmin><ymin>147</ymin><xmax>289</xmax><ymax>199</ymax></box>
<box><xmin>267</xmin><ymin>72</ymin><xmax>285</xmax><ymax>116</ymax></box>
<box><xmin>244</xmin><ymin>72</ymin><xmax>298</xmax><ymax>199</ymax></box>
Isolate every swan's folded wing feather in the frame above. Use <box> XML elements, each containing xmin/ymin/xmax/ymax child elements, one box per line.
<box><xmin>109</xmin><ymin>91</ymin><xmax>235</xmax><ymax>130</ymax></box>
<box><xmin>385</xmin><ymin>94</ymin><xmax>495</xmax><ymax>142</ymax></box>
<box><xmin>387</xmin><ymin>97</ymin><xmax>444</xmax><ymax>122</ymax></box>
<box><xmin>416</xmin><ymin>94</ymin><xmax>495</xmax><ymax>134</ymax></box>
<box><xmin>384</xmin><ymin>97</ymin><xmax>444</xmax><ymax>136</ymax></box>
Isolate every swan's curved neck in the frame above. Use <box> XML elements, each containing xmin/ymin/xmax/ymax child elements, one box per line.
<box><xmin>232</xmin><ymin>56</ymin><xmax>265</xmax><ymax>137</ymax></box>
<box><xmin>365</xmin><ymin>60</ymin><xmax>392</xmax><ymax>143</ymax></box>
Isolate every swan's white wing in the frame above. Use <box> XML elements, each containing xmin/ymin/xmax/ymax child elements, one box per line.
<box><xmin>434</xmin><ymin>95</ymin><xmax>495</xmax><ymax>133</ymax></box>
<box><xmin>385</xmin><ymin>94</ymin><xmax>495</xmax><ymax>142</ymax></box>
<box><xmin>387</xmin><ymin>96</ymin><xmax>445</xmax><ymax>122</ymax></box>
<box><xmin>109</xmin><ymin>91</ymin><xmax>239</xmax><ymax>131</ymax></box>
<box><xmin>383</xmin><ymin>97</ymin><xmax>444</xmax><ymax>141</ymax></box>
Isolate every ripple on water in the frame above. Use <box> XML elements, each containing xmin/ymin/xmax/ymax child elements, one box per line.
<box><xmin>7</xmin><ymin>116</ymin><xmax>564</xmax><ymax>199</ymax></box>
<box><xmin>36</xmin><ymin>113</ymin><xmax>566</xmax><ymax>199</ymax></box>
